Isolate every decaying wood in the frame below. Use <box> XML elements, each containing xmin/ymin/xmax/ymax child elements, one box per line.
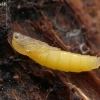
<box><xmin>0</xmin><ymin>0</ymin><xmax>100</xmax><ymax>100</ymax></box>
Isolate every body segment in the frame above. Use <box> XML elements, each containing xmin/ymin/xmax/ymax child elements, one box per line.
<box><xmin>12</xmin><ymin>32</ymin><xmax>100</xmax><ymax>72</ymax></box>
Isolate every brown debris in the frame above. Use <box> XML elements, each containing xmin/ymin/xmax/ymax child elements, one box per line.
<box><xmin>0</xmin><ymin>0</ymin><xmax>100</xmax><ymax>100</ymax></box>
<box><xmin>65</xmin><ymin>0</ymin><xmax>100</xmax><ymax>55</ymax></box>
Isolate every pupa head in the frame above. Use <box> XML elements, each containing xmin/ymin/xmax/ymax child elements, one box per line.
<box><xmin>13</xmin><ymin>32</ymin><xmax>28</xmax><ymax>44</ymax></box>
<box><xmin>12</xmin><ymin>32</ymin><xmax>28</xmax><ymax>55</ymax></box>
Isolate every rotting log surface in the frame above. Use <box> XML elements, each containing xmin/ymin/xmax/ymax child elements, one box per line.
<box><xmin>0</xmin><ymin>0</ymin><xmax>100</xmax><ymax>100</ymax></box>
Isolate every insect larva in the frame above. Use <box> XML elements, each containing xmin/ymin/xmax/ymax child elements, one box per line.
<box><xmin>12</xmin><ymin>32</ymin><xmax>100</xmax><ymax>72</ymax></box>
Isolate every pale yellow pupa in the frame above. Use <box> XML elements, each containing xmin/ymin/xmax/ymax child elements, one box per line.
<box><xmin>12</xmin><ymin>32</ymin><xmax>100</xmax><ymax>72</ymax></box>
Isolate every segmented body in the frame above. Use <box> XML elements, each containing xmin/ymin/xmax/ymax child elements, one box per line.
<box><xmin>12</xmin><ymin>32</ymin><xmax>100</xmax><ymax>72</ymax></box>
